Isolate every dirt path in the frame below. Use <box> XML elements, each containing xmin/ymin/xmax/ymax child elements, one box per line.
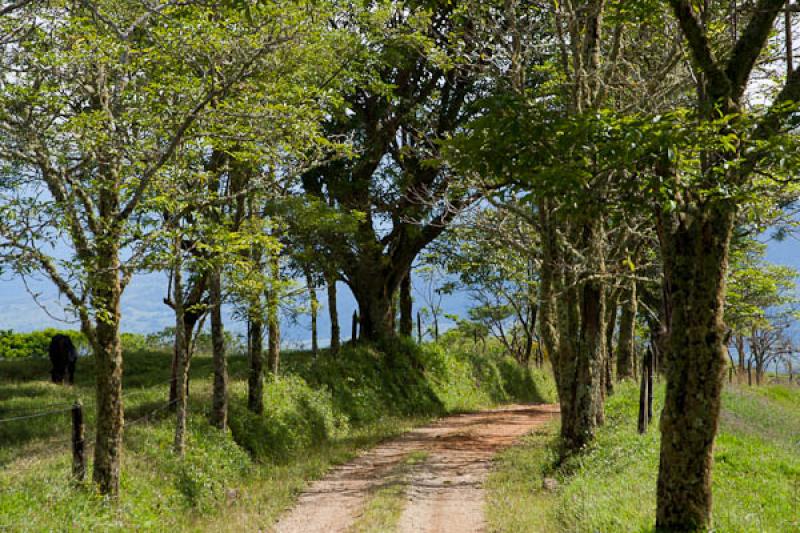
<box><xmin>272</xmin><ymin>403</ymin><xmax>559</xmax><ymax>533</ymax></box>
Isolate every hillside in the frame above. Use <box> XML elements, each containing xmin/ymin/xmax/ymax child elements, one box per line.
<box><xmin>0</xmin><ymin>340</ymin><xmax>553</xmax><ymax>531</ymax></box>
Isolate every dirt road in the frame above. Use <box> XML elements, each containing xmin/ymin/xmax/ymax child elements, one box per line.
<box><xmin>272</xmin><ymin>403</ymin><xmax>559</xmax><ymax>533</ymax></box>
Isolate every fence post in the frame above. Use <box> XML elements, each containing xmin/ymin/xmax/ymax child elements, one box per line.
<box><xmin>71</xmin><ymin>401</ymin><xmax>85</xmax><ymax>482</ymax></box>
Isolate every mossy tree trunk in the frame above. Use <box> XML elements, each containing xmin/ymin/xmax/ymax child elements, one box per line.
<box><xmin>210</xmin><ymin>267</ymin><xmax>227</xmax><ymax>430</ymax></box>
<box><xmin>247</xmin><ymin>317</ymin><xmax>264</xmax><ymax>414</ymax></box>
<box><xmin>542</xmin><ymin>210</ymin><xmax>608</xmax><ymax>457</ymax></box>
<box><xmin>399</xmin><ymin>271</ymin><xmax>413</xmax><ymax>337</ymax></box>
<box><xmin>168</xmin><ymin>275</ymin><xmax>208</xmax><ymax>406</ymax></box>
<box><xmin>173</xmin><ymin>239</ymin><xmax>189</xmax><ymax>456</ymax></box>
<box><xmin>537</xmin><ymin>201</ymin><xmax>559</xmax><ymax>375</ymax></box>
<box><xmin>734</xmin><ymin>335</ymin><xmax>746</xmax><ymax>373</ymax></box>
<box><xmin>616</xmin><ymin>280</ymin><xmax>637</xmax><ymax>380</ymax></box>
<box><xmin>604</xmin><ymin>288</ymin><xmax>620</xmax><ymax>395</ymax></box>
<box><xmin>90</xmin><ymin>233</ymin><xmax>124</xmax><ymax>496</ymax></box>
<box><xmin>325</xmin><ymin>271</ymin><xmax>340</xmax><ymax>355</ymax></box>
<box><xmin>268</xmin><ymin>253</ymin><xmax>280</xmax><ymax>375</ymax></box>
<box><xmin>554</xmin><ymin>262</ymin><xmax>607</xmax><ymax>451</ymax></box>
<box><xmin>655</xmin><ymin>204</ymin><xmax>734</xmax><ymax>529</ymax></box>
<box><xmin>352</xmin><ymin>271</ymin><xmax>396</xmax><ymax>343</ymax></box>
<box><xmin>657</xmin><ymin>1</ymin><xmax>794</xmax><ymax>527</ymax></box>
<box><xmin>305</xmin><ymin>269</ymin><xmax>319</xmax><ymax>356</ymax></box>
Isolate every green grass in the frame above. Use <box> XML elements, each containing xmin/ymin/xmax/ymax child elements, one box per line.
<box><xmin>486</xmin><ymin>381</ymin><xmax>800</xmax><ymax>532</ymax></box>
<box><xmin>0</xmin><ymin>337</ymin><xmax>553</xmax><ymax>531</ymax></box>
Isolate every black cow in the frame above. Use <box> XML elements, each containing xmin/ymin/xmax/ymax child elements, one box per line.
<box><xmin>49</xmin><ymin>334</ymin><xmax>77</xmax><ymax>384</ymax></box>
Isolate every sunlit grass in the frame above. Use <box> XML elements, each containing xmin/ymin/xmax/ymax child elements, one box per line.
<box><xmin>486</xmin><ymin>381</ymin><xmax>800</xmax><ymax>532</ymax></box>
<box><xmin>1</xmin><ymin>340</ymin><xmax>548</xmax><ymax>531</ymax></box>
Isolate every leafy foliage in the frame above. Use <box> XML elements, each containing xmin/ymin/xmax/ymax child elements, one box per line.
<box><xmin>0</xmin><ymin>329</ymin><xmax>86</xmax><ymax>359</ymax></box>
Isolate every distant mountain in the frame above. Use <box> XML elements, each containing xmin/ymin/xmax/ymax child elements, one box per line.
<box><xmin>0</xmin><ymin>270</ymin><xmax>470</xmax><ymax>346</ymax></box>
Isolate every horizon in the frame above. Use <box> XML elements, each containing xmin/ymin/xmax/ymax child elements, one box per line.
<box><xmin>0</xmin><ymin>229</ymin><xmax>796</xmax><ymax>343</ymax></box>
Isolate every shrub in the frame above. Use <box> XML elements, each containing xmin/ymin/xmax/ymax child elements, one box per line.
<box><xmin>0</xmin><ymin>329</ymin><xmax>87</xmax><ymax>360</ymax></box>
<box><xmin>171</xmin><ymin>422</ymin><xmax>250</xmax><ymax>512</ymax></box>
<box><xmin>229</xmin><ymin>375</ymin><xmax>341</xmax><ymax>463</ymax></box>
<box><xmin>120</xmin><ymin>332</ymin><xmax>149</xmax><ymax>353</ymax></box>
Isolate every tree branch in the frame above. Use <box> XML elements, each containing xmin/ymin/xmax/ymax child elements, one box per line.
<box><xmin>668</xmin><ymin>0</ymin><xmax>730</xmax><ymax>100</ymax></box>
<box><xmin>725</xmin><ymin>0</ymin><xmax>787</xmax><ymax>102</ymax></box>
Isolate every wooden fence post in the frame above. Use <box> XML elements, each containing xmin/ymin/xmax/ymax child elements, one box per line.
<box><xmin>638</xmin><ymin>348</ymin><xmax>652</xmax><ymax>434</ymax></box>
<box><xmin>351</xmin><ymin>311</ymin><xmax>358</xmax><ymax>342</ymax></box>
<box><xmin>71</xmin><ymin>401</ymin><xmax>85</xmax><ymax>482</ymax></box>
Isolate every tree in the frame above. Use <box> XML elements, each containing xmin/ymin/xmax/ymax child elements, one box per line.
<box><xmin>616</xmin><ymin>279</ymin><xmax>638</xmax><ymax>380</ymax></box>
<box><xmin>433</xmin><ymin>206</ymin><xmax>539</xmax><ymax>364</ymax></box>
<box><xmin>0</xmin><ymin>1</ymin><xmax>320</xmax><ymax>494</ymax></box>
<box><xmin>654</xmin><ymin>2</ymin><xmax>800</xmax><ymax>527</ymax></box>
<box><xmin>301</xmin><ymin>1</ymin><xmax>493</xmax><ymax>341</ymax></box>
<box><xmin>726</xmin><ymin>237</ymin><xmax>798</xmax><ymax>383</ymax></box>
<box><xmin>414</xmin><ymin>264</ymin><xmax>447</xmax><ymax>342</ymax></box>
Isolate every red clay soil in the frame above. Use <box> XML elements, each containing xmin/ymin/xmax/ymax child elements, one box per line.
<box><xmin>272</xmin><ymin>403</ymin><xmax>560</xmax><ymax>533</ymax></box>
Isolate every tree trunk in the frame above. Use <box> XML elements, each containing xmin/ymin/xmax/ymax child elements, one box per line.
<box><xmin>247</xmin><ymin>318</ymin><xmax>264</xmax><ymax>414</ymax></box>
<box><xmin>537</xmin><ymin>200</ymin><xmax>559</xmax><ymax>376</ymax></box>
<box><xmin>648</xmin><ymin>349</ymin><xmax>654</xmax><ymax>421</ymax></box>
<box><xmin>552</xmin><ymin>220</ymin><xmax>607</xmax><ymax>455</ymax></box>
<box><xmin>268</xmin><ymin>254</ymin><xmax>280</xmax><ymax>375</ymax></box>
<box><xmin>656</xmin><ymin>206</ymin><xmax>734</xmax><ymax>531</ymax></box>
<box><xmin>173</xmin><ymin>245</ymin><xmax>189</xmax><ymax>455</ymax></box>
<box><xmin>91</xmin><ymin>236</ymin><xmax>124</xmax><ymax>496</ymax></box>
<box><xmin>399</xmin><ymin>271</ymin><xmax>413</xmax><ymax>337</ymax></box>
<box><xmin>210</xmin><ymin>266</ymin><xmax>227</xmax><ymax>430</ymax></box>
<box><xmin>523</xmin><ymin>302</ymin><xmax>538</xmax><ymax>366</ymax></box>
<box><xmin>356</xmin><ymin>289</ymin><xmax>394</xmax><ymax>342</ymax></box>
<box><xmin>735</xmin><ymin>335</ymin><xmax>746</xmax><ymax>373</ymax></box>
<box><xmin>347</xmin><ymin>253</ymin><xmax>409</xmax><ymax>342</ymax></box>
<box><xmin>305</xmin><ymin>269</ymin><xmax>319</xmax><ymax>356</ymax></box>
<box><xmin>417</xmin><ymin>311</ymin><xmax>422</xmax><ymax>343</ymax></box>
<box><xmin>617</xmin><ymin>281</ymin><xmax>637</xmax><ymax>380</ymax></box>
<box><xmin>351</xmin><ymin>310</ymin><xmax>359</xmax><ymax>342</ymax></box>
<box><xmin>169</xmin><ymin>313</ymin><xmax>199</xmax><ymax>407</ymax></box>
<box><xmin>604</xmin><ymin>289</ymin><xmax>619</xmax><ymax>395</ymax></box>
<box><xmin>556</xmin><ymin>275</ymin><xmax>607</xmax><ymax>453</ymax></box>
<box><xmin>325</xmin><ymin>271</ymin><xmax>340</xmax><ymax>355</ymax></box>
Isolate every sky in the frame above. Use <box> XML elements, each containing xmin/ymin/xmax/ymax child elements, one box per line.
<box><xmin>0</xmin><ymin>263</ymin><xmax>470</xmax><ymax>348</ymax></box>
<box><xmin>0</xmin><ymin>232</ymin><xmax>795</xmax><ymax>348</ymax></box>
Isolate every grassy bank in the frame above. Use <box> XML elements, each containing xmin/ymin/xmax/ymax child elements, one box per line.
<box><xmin>0</xmin><ymin>338</ymin><xmax>553</xmax><ymax>531</ymax></box>
<box><xmin>486</xmin><ymin>381</ymin><xmax>800</xmax><ymax>532</ymax></box>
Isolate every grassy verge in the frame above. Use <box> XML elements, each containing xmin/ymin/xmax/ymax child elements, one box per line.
<box><xmin>486</xmin><ymin>381</ymin><xmax>800</xmax><ymax>532</ymax></box>
<box><xmin>0</xmin><ymin>337</ymin><xmax>554</xmax><ymax>531</ymax></box>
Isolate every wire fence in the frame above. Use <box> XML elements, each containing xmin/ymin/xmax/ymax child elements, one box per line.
<box><xmin>0</xmin><ymin>380</ymin><xmax>183</xmax><ymax>483</ymax></box>
<box><xmin>0</xmin><ymin>362</ymin><xmax>254</xmax><ymax>487</ymax></box>
<box><xmin>0</xmin><ymin>406</ymin><xmax>74</xmax><ymax>424</ymax></box>
<box><xmin>0</xmin><ymin>402</ymin><xmax>76</xmax><ymax>414</ymax></box>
